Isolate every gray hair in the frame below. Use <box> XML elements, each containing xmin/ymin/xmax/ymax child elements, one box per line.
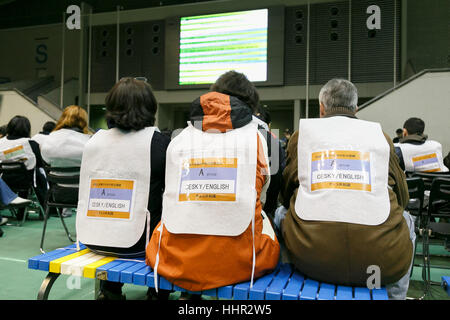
<box><xmin>318</xmin><ymin>78</ymin><xmax>358</xmax><ymax>113</ymax></box>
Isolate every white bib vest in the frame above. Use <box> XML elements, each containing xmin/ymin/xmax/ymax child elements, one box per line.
<box><xmin>41</xmin><ymin>129</ymin><xmax>91</xmax><ymax>167</ymax></box>
<box><xmin>163</xmin><ymin>122</ymin><xmax>259</xmax><ymax>236</ymax></box>
<box><xmin>0</xmin><ymin>137</ymin><xmax>36</xmax><ymax>170</ymax></box>
<box><xmin>76</xmin><ymin>127</ymin><xmax>155</xmax><ymax>248</ymax></box>
<box><xmin>295</xmin><ymin>116</ymin><xmax>390</xmax><ymax>226</ymax></box>
<box><xmin>396</xmin><ymin>140</ymin><xmax>448</xmax><ymax>172</ymax></box>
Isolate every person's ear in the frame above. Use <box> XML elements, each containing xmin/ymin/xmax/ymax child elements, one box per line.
<box><xmin>319</xmin><ymin>102</ymin><xmax>326</xmax><ymax>118</ymax></box>
<box><xmin>403</xmin><ymin>128</ymin><xmax>408</xmax><ymax>137</ymax></box>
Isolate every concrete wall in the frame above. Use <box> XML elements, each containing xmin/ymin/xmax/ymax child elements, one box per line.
<box><xmin>0</xmin><ymin>90</ymin><xmax>56</xmax><ymax>136</ymax></box>
<box><xmin>0</xmin><ymin>24</ymin><xmax>80</xmax><ymax>82</ymax></box>
<box><xmin>357</xmin><ymin>70</ymin><xmax>450</xmax><ymax>153</ymax></box>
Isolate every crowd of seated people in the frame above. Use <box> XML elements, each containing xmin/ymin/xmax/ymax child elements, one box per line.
<box><xmin>1</xmin><ymin>71</ymin><xmax>449</xmax><ymax>301</ymax></box>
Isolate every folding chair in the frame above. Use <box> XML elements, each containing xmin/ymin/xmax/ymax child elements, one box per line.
<box><xmin>406</xmin><ymin>177</ymin><xmax>426</xmax><ymax>281</ymax></box>
<box><xmin>422</xmin><ymin>178</ymin><xmax>450</xmax><ymax>295</ymax></box>
<box><xmin>40</xmin><ymin>166</ymin><xmax>80</xmax><ymax>253</ymax></box>
<box><xmin>0</xmin><ymin>161</ymin><xmax>44</xmax><ymax>226</ymax></box>
<box><xmin>412</xmin><ymin>171</ymin><xmax>450</xmax><ymax>191</ymax></box>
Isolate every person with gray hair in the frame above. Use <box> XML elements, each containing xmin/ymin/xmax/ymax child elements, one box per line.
<box><xmin>276</xmin><ymin>78</ymin><xmax>416</xmax><ymax>300</ymax></box>
<box><xmin>318</xmin><ymin>78</ymin><xmax>358</xmax><ymax>115</ymax></box>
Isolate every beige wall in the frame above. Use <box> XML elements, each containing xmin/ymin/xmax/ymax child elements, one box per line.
<box><xmin>0</xmin><ymin>90</ymin><xmax>56</xmax><ymax>136</ymax></box>
<box><xmin>357</xmin><ymin>71</ymin><xmax>450</xmax><ymax>153</ymax></box>
<box><xmin>0</xmin><ymin>24</ymin><xmax>80</xmax><ymax>82</ymax></box>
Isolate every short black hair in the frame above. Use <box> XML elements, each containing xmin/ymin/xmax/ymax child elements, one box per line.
<box><xmin>210</xmin><ymin>70</ymin><xmax>260</xmax><ymax>112</ymax></box>
<box><xmin>105</xmin><ymin>77</ymin><xmax>158</xmax><ymax>131</ymax></box>
<box><xmin>6</xmin><ymin>115</ymin><xmax>31</xmax><ymax>138</ymax></box>
<box><xmin>255</xmin><ymin>105</ymin><xmax>271</xmax><ymax>125</ymax></box>
<box><xmin>0</xmin><ymin>125</ymin><xmax>6</xmax><ymax>137</ymax></box>
<box><xmin>42</xmin><ymin>121</ymin><xmax>56</xmax><ymax>133</ymax></box>
<box><xmin>403</xmin><ymin>117</ymin><xmax>425</xmax><ymax>135</ymax></box>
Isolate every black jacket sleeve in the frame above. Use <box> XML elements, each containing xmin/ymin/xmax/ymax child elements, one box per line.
<box><xmin>148</xmin><ymin>131</ymin><xmax>171</xmax><ymax>234</ymax></box>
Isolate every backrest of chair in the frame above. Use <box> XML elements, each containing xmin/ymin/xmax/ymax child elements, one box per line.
<box><xmin>0</xmin><ymin>161</ymin><xmax>32</xmax><ymax>192</ymax></box>
<box><xmin>427</xmin><ymin>178</ymin><xmax>450</xmax><ymax>219</ymax></box>
<box><xmin>44</xmin><ymin>165</ymin><xmax>80</xmax><ymax>185</ymax></box>
<box><xmin>406</xmin><ymin>177</ymin><xmax>425</xmax><ymax>212</ymax></box>
<box><xmin>0</xmin><ymin>160</ymin><xmax>28</xmax><ymax>174</ymax></box>
<box><xmin>411</xmin><ymin>171</ymin><xmax>450</xmax><ymax>190</ymax></box>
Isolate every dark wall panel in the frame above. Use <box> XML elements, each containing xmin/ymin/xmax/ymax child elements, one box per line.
<box><xmin>284</xmin><ymin>5</ymin><xmax>308</xmax><ymax>86</ymax></box>
<box><xmin>90</xmin><ymin>20</ymin><xmax>165</xmax><ymax>93</ymax></box>
<box><xmin>309</xmin><ymin>1</ymin><xmax>349</xmax><ymax>85</ymax></box>
<box><xmin>351</xmin><ymin>0</ymin><xmax>399</xmax><ymax>83</ymax></box>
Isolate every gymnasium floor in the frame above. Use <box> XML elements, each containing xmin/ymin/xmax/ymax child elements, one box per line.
<box><xmin>0</xmin><ymin>208</ymin><xmax>449</xmax><ymax>300</ymax></box>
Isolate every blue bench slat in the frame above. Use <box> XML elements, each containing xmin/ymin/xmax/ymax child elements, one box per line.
<box><xmin>233</xmin><ymin>281</ymin><xmax>251</xmax><ymax>300</ymax></box>
<box><xmin>318</xmin><ymin>283</ymin><xmax>336</xmax><ymax>300</ymax></box>
<box><xmin>265</xmin><ymin>264</ymin><xmax>293</xmax><ymax>300</ymax></box>
<box><xmin>108</xmin><ymin>261</ymin><xmax>140</xmax><ymax>282</ymax></box>
<box><xmin>159</xmin><ymin>276</ymin><xmax>174</xmax><ymax>291</ymax></box>
<box><xmin>131</xmin><ymin>266</ymin><xmax>152</xmax><ymax>285</ymax></box>
<box><xmin>282</xmin><ymin>272</ymin><xmax>305</xmax><ymax>300</ymax></box>
<box><xmin>217</xmin><ymin>285</ymin><xmax>233</xmax><ymax>299</ymax></box>
<box><xmin>202</xmin><ymin>288</ymin><xmax>217</xmax><ymax>297</ymax></box>
<box><xmin>354</xmin><ymin>287</ymin><xmax>371</xmax><ymax>300</ymax></box>
<box><xmin>371</xmin><ymin>288</ymin><xmax>389</xmax><ymax>300</ymax></box>
<box><xmin>300</xmin><ymin>279</ymin><xmax>319</xmax><ymax>300</ymax></box>
<box><xmin>172</xmin><ymin>285</ymin><xmax>187</xmax><ymax>292</ymax></box>
<box><xmin>442</xmin><ymin>276</ymin><xmax>450</xmax><ymax>297</ymax></box>
<box><xmin>248</xmin><ymin>272</ymin><xmax>277</xmax><ymax>300</ymax></box>
<box><xmin>120</xmin><ymin>262</ymin><xmax>147</xmax><ymax>283</ymax></box>
<box><xmin>96</xmin><ymin>260</ymin><xmax>127</xmax><ymax>279</ymax></box>
<box><xmin>336</xmin><ymin>286</ymin><xmax>353</xmax><ymax>300</ymax></box>
<box><xmin>145</xmin><ymin>270</ymin><xmax>156</xmax><ymax>287</ymax></box>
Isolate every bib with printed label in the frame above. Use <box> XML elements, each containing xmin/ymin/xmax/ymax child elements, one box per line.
<box><xmin>178</xmin><ymin>157</ymin><xmax>238</xmax><ymax>202</ymax></box>
<box><xmin>310</xmin><ymin>150</ymin><xmax>372</xmax><ymax>192</ymax></box>
<box><xmin>87</xmin><ymin>178</ymin><xmax>136</xmax><ymax>220</ymax></box>
<box><xmin>76</xmin><ymin>127</ymin><xmax>155</xmax><ymax>248</ymax></box>
<box><xmin>296</xmin><ymin>117</ymin><xmax>390</xmax><ymax>226</ymax></box>
<box><xmin>163</xmin><ymin>123</ymin><xmax>258</xmax><ymax>236</ymax></box>
<box><xmin>398</xmin><ymin>140</ymin><xmax>448</xmax><ymax>173</ymax></box>
<box><xmin>0</xmin><ymin>138</ymin><xmax>36</xmax><ymax>170</ymax></box>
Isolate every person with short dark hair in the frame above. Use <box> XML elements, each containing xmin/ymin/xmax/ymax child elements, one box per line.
<box><xmin>0</xmin><ymin>115</ymin><xmax>47</xmax><ymax>219</ymax></box>
<box><xmin>75</xmin><ymin>77</ymin><xmax>170</xmax><ymax>300</ymax></box>
<box><xmin>393</xmin><ymin>128</ymin><xmax>403</xmax><ymax>143</ymax></box>
<box><xmin>394</xmin><ymin>117</ymin><xmax>448</xmax><ymax>172</ymax></box>
<box><xmin>31</xmin><ymin>121</ymin><xmax>56</xmax><ymax>146</ymax></box>
<box><xmin>146</xmin><ymin>70</ymin><xmax>280</xmax><ymax>294</ymax></box>
<box><xmin>0</xmin><ymin>125</ymin><xmax>6</xmax><ymax>138</ymax></box>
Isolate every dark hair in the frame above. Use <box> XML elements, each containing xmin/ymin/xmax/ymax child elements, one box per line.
<box><xmin>42</xmin><ymin>121</ymin><xmax>56</xmax><ymax>134</ymax></box>
<box><xmin>210</xmin><ymin>70</ymin><xmax>260</xmax><ymax>112</ymax></box>
<box><xmin>105</xmin><ymin>77</ymin><xmax>158</xmax><ymax>131</ymax></box>
<box><xmin>255</xmin><ymin>105</ymin><xmax>271</xmax><ymax>125</ymax></box>
<box><xmin>395</xmin><ymin>128</ymin><xmax>403</xmax><ymax>134</ymax></box>
<box><xmin>403</xmin><ymin>117</ymin><xmax>425</xmax><ymax>135</ymax></box>
<box><xmin>6</xmin><ymin>115</ymin><xmax>31</xmax><ymax>138</ymax></box>
<box><xmin>0</xmin><ymin>125</ymin><xmax>6</xmax><ymax>137</ymax></box>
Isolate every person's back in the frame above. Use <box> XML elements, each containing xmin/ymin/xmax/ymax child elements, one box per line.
<box><xmin>75</xmin><ymin>77</ymin><xmax>169</xmax><ymax>300</ymax></box>
<box><xmin>280</xmin><ymin>79</ymin><xmax>413</xmax><ymax>299</ymax></box>
<box><xmin>394</xmin><ymin>117</ymin><xmax>448</xmax><ymax>172</ymax></box>
<box><xmin>146</xmin><ymin>71</ymin><xmax>280</xmax><ymax>292</ymax></box>
<box><xmin>31</xmin><ymin>121</ymin><xmax>56</xmax><ymax>148</ymax></box>
<box><xmin>41</xmin><ymin>107</ymin><xmax>90</xmax><ymax>168</ymax></box>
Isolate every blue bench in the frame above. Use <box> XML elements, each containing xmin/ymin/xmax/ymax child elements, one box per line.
<box><xmin>28</xmin><ymin>244</ymin><xmax>389</xmax><ymax>300</ymax></box>
<box><xmin>442</xmin><ymin>276</ymin><xmax>450</xmax><ymax>297</ymax></box>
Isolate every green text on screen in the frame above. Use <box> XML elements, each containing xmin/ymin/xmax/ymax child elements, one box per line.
<box><xmin>179</xmin><ymin>9</ymin><xmax>268</xmax><ymax>85</ymax></box>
